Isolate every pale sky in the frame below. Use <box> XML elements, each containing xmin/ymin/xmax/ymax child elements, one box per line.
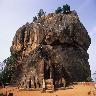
<box><xmin>0</xmin><ymin>0</ymin><xmax>96</xmax><ymax>78</ymax></box>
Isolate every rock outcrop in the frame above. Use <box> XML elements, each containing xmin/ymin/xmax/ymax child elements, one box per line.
<box><xmin>10</xmin><ymin>11</ymin><xmax>91</xmax><ymax>89</ymax></box>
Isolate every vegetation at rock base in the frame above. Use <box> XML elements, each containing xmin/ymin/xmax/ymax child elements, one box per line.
<box><xmin>0</xmin><ymin>53</ymin><xmax>18</xmax><ymax>85</ymax></box>
<box><xmin>86</xmin><ymin>77</ymin><xmax>93</xmax><ymax>82</ymax></box>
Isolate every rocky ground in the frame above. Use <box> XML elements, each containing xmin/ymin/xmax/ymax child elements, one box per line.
<box><xmin>0</xmin><ymin>83</ymin><xmax>96</xmax><ymax>96</ymax></box>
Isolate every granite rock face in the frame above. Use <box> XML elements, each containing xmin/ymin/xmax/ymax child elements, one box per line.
<box><xmin>10</xmin><ymin>11</ymin><xmax>91</xmax><ymax>89</ymax></box>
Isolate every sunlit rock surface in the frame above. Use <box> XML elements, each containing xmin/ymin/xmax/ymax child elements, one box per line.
<box><xmin>10</xmin><ymin>11</ymin><xmax>91</xmax><ymax>89</ymax></box>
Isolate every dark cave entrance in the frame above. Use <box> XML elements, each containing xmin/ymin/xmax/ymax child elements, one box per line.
<box><xmin>44</xmin><ymin>62</ymin><xmax>54</xmax><ymax>80</ymax></box>
<box><xmin>44</xmin><ymin>64</ymin><xmax>50</xmax><ymax>79</ymax></box>
<box><xmin>43</xmin><ymin>62</ymin><xmax>71</xmax><ymax>89</ymax></box>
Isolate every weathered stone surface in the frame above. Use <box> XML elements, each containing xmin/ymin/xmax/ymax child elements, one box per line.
<box><xmin>10</xmin><ymin>11</ymin><xmax>91</xmax><ymax>89</ymax></box>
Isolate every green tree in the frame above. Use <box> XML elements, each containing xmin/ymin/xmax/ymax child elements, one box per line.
<box><xmin>55</xmin><ymin>7</ymin><xmax>62</xmax><ymax>14</ymax></box>
<box><xmin>38</xmin><ymin>9</ymin><xmax>45</xmax><ymax>18</ymax></box>
<box><xmin>0</xmin><ymin>68</ymin><xmax>12</xmax><ymax>85</ymax></box>
<box><xmin>33</xmin><ymin>16</ymin><xmax>37</xmax><ymax>22</ymax></box>
<box><xmin>0</xmin><ymin>53</ymin><xmax>18</xmax><ymax>85</ymax></box>
<box><xmin>62</xmin><ymin>4</ymin><xmax>70</xmax><ymax>13</ymax></box>
<box><xmin>86</xmin><ymin>77</ymin><xmax>93</xmax><ymax>82</ymax></box>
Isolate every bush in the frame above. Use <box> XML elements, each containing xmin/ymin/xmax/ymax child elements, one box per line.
<box><xmin>62</xmin><ymin>4</ymin><xmax>70</xmax><ymax>13</ymax></box>
<box><xmin>55</xmin><ymin>7</ymin><xmax>62</xmax><ymax>14</ymax></box>
<box><xmin>38</xmin><ymin>9</ymin><xmax>45</xmax><ymax>18</ymax></box>
<box><xmin>0</xmin><ymin>68</ymin><xmax>12</xmax><ymax>85</ymax></box>
<box><xmin>0</xmin><ymin>53</ymin><xmax>18</xmax><ymax>85</ymax></box>
<box><xmin>33</xmin><ymin>16</ymin><xmax>37</xmax><ymax>22</ymax></box>
<box><xmin>86</xmin><ymin>77</ymin><xmax>93</xmax><ymax>82</ymax></box>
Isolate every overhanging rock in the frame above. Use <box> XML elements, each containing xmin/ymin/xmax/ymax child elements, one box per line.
<box><xmin>10</xmin><ymin>10</ymin><xmax>91</xmax><ymax>90</ymax></box>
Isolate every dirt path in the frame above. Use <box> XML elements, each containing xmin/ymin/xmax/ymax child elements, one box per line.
<box><xmin>0</xmin><ymin>85</ymin><xmax>95</xmax><ymax>96</ymax></box>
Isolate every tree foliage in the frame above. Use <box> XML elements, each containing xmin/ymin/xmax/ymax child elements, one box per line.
<box><xmin>86</xmin><ymin>77</ymin><xmax>93</xmax><ymax>82</ymax></box>
<box><xmin>55</xmin><ymin>4</ymin><xmax>70</xmax><ymax>14</ymax></box>
<box><xmin>55</xmin><ymin>7</ymin><xmax>62</xmax><ymax>14</ymax></box>
<box><xmin>0</xmin><ymin>53</ymin><xmax>18</xmax><ymax>85</ymax></box>
<box><xmin>62</xmin><ymin>4</ymin><xmax>70</xmax><ymax>13</ymax></box>
<box><xmin>38</xmin><ymin>9</ymin><xmax>45</xmax><ymax>18</ymax></box>
<box><xmin>33</xmin><ymin>16</ymin><xmax>37</xmax><ymax>22</ymax></box>
<box><xmin>0</xmin><ymin>68</ymin><xmax>12</xmax><ymax>85</ymax></box>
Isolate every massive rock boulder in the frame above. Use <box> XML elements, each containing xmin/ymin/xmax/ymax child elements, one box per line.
<box><xmin>10</xmin><ymin>11</ymin><xmax>91</xmax><ymax>89</ymax></box>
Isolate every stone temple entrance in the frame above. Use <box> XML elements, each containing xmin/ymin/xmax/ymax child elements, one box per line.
<box><xmin>44</xmin><ymin>61</ymin><xmax>54</xmax><ymax>91</ymax></box>
<box><xmin>18</xmin><ymin>59</ymin><xmax>70</xmax><ymax>92</ymax></box>
<box><xmin>42</xmin><ymin>60</ymin><xmax>68</xmax><ymax>91</ymax></box>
